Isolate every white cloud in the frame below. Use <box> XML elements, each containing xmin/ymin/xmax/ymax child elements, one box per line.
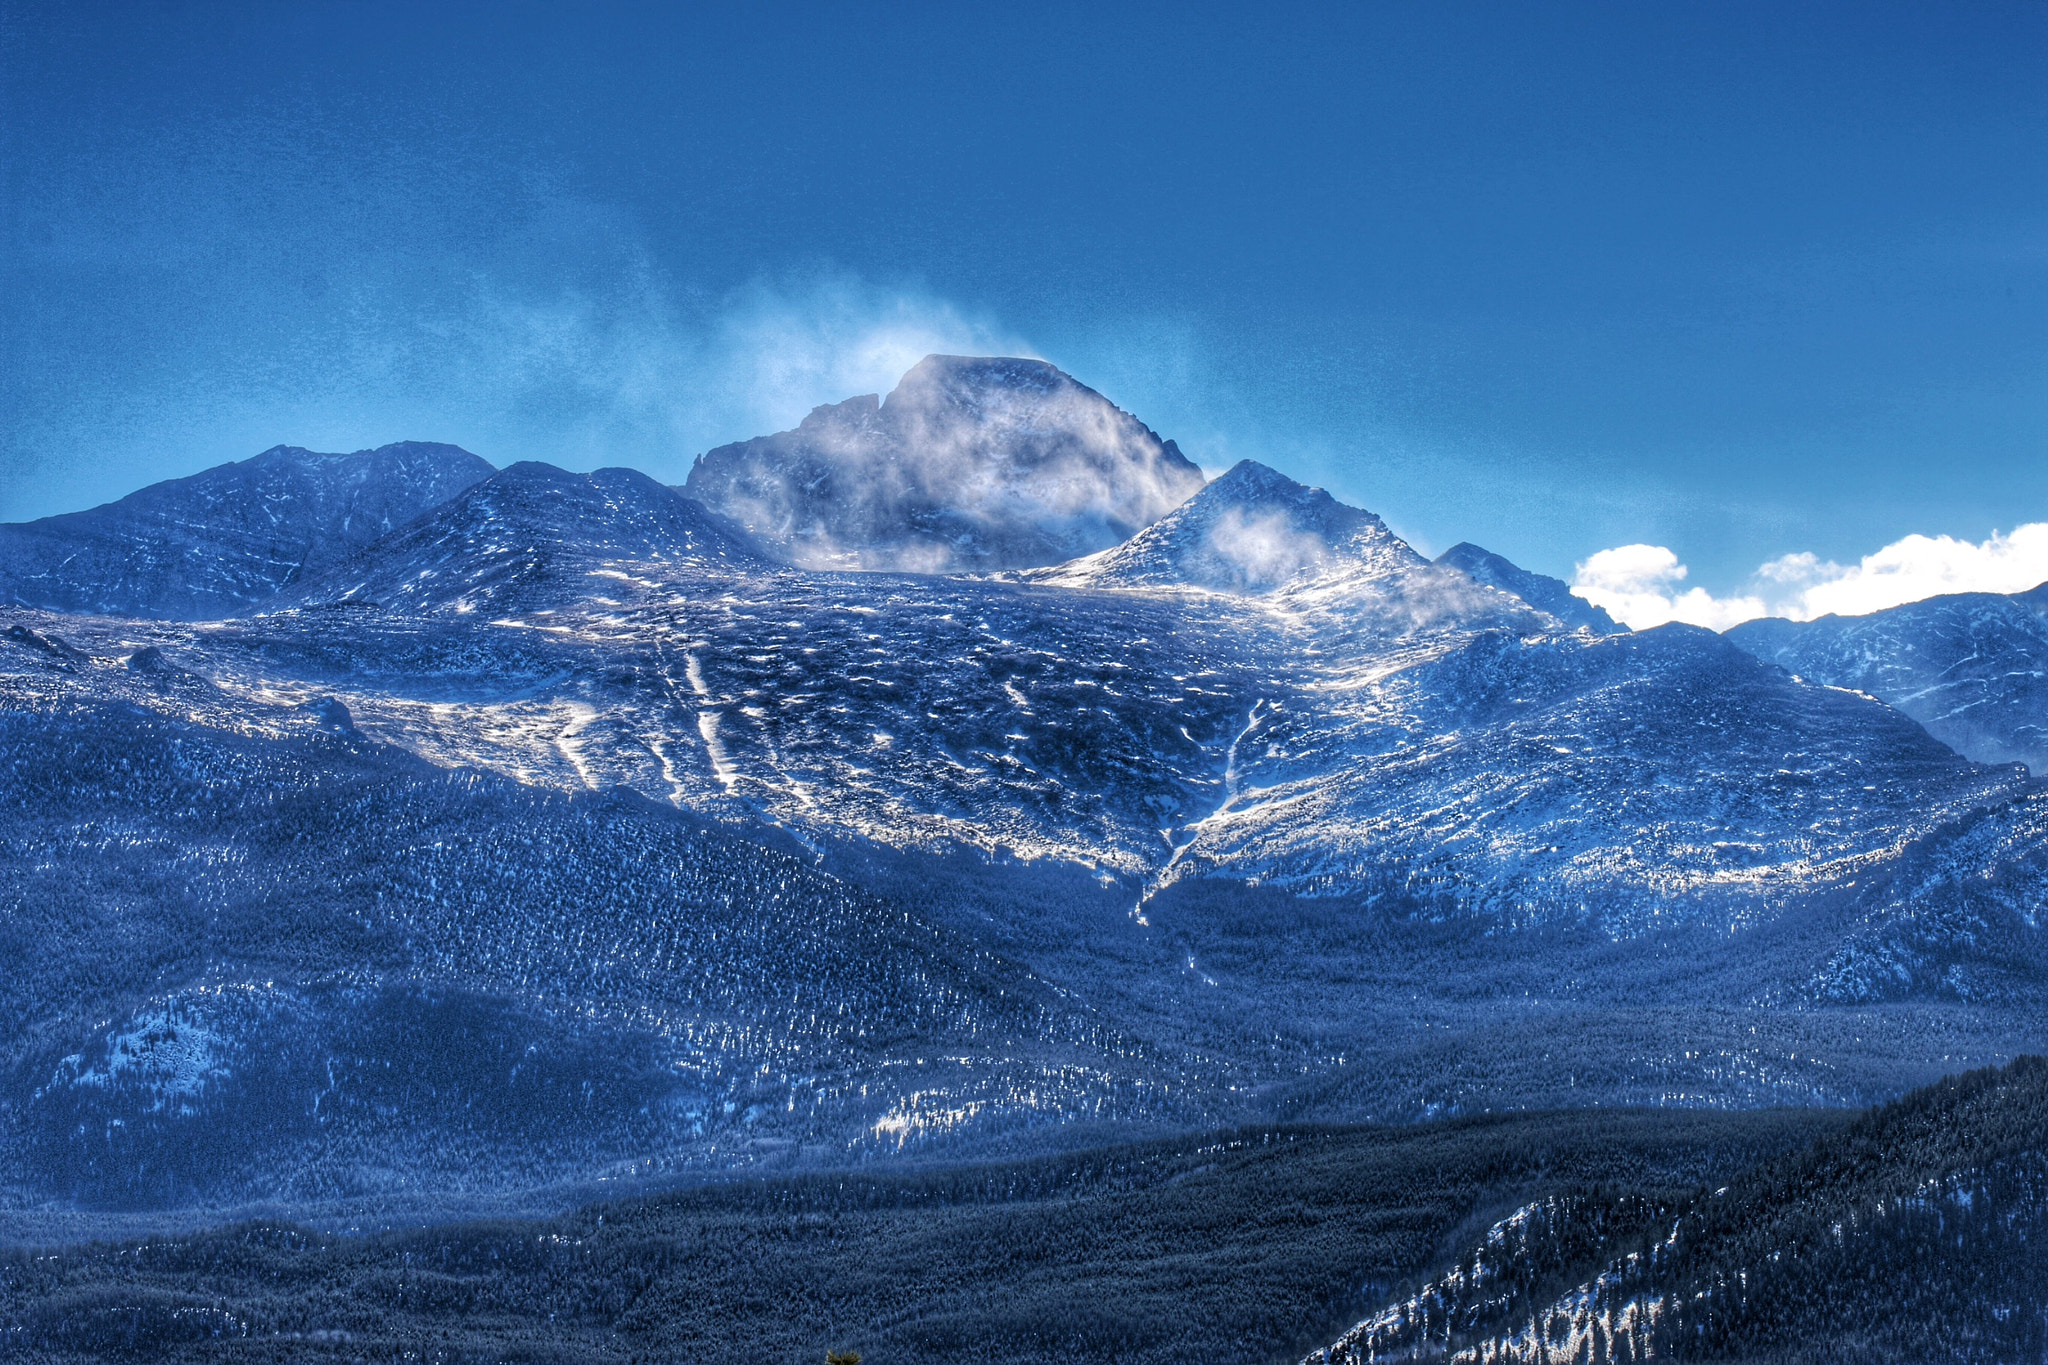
<box><xmin>1761</xmin><ymin>525</ymin><xmax>2048</xmax><ymax>618</ymax></box>
<box><xmin>1573</xmin><ymin>544</ymin><xmax>1766</xmax><ymax>630</ymax></box>
<box><xmin>1573</xmin><ymin>524</ymin><xmax>2048</xmax><ymax>630</ymax></box>
<box><xmin>700</xmin><ymin>278</ymin><xmax>1033</xmax><ymax>445</ymax></box>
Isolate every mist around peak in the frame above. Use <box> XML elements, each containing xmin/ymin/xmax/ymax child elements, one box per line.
<box><xmin>683</xmin><ymin>354</ymin><xmax>1205</xmax><ymax>573</ymax></box>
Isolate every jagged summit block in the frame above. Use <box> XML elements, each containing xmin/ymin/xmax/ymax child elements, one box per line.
<box><xmin>288</xmin><ymin>462</ymin><xmax>763</xmax><ymax>612</ymax></box>
<box><xmin>684</xmin><ymin>354</ymin><xmax>1206</xmax><ymax>572</ymax></box>
<box><xmin>0</xmin><ymin>441</ymin><xmax>493</xmax><ymax>619</ymax></box>
<box><xmin>1435</xmin><ymin>541</ymin><xmax>1625</xmax><ymax>634</ymax></box>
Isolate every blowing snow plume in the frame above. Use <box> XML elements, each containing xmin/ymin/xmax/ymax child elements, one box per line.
<box><xmin>1030</xmin><ymin>459</ymin><xmax>1554</xmax><ymax>640</ymax></box>
<box><xmin>682</xmin><ymin>355</ymin><xmax>1206</xmax><ymax>572</ymax></box>
<box><xmin>1047</xmin><ymin>459</ymin><xmax>1411</xmax><ymax>593</ymax></box>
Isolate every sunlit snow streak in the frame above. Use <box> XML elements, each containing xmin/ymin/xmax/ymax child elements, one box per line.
<box><xmin>649</xmin><ymin>735</ymin><xmax>687</xmax><ymax>805</ymax></box>
<box><xmin>1133</xmin><ymin>697</ymin><xmax>1271</xmax><ymax>919</ymax></box>
<box><xmin>555</xmin><ymin>700</ymin><xmax>598</xmax><ymax>789</ymax></box>
<box><xmin>697</xmin><ymin>708</ymin><xmax>738</xmax><ymax>793</ymax></box>
<box><xmin>683</xmin><ymin>651</ymin><xmax>712</xmax><ymax>700</ymax></box>
<box><xmin>1218</xmin><ymin>697</ymin><xmax>1269</xmax><ymax>812</ymax></box>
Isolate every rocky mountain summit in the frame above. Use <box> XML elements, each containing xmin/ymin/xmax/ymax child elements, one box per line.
<box><xmin>0</xmin><ymin>441</ymin><xmax>492</xmax><ymax>618</ymax></box>
<box><xmin>684</xmin><ymin>355</ymin><xmax>1205</xmax><ymax>572</ymax></box>
<box><xmin>1025</xmin><ymin>459</ymin><xmax>1542</xmax><ymax>638</ymax></box>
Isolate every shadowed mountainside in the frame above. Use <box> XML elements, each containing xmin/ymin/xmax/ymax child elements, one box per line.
<box><xmin>1309</xmin><ymin>1055</ymin><xmax>2048</xmax><ymax>1364</ymax></box>
<box><xmin>0</xmin><ymin>1108</ymin><xmax>1842</xmax><ymax>1365</ymax></box>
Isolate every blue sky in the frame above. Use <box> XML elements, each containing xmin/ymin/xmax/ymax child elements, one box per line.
<box><xmin>3</xmin><ymin>1</ymin><xmax>2044</xmax><ymax>602</ymax></box>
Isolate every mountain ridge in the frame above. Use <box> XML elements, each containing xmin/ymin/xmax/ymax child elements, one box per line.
<box><xmin>280</xmin><ymin>461</ymin><xmax>766</xmax><ymax>614</ymax></box>
<box><xmin>2</xmin><ymin>359</ymin><xmax>2045</xmax><ymax>1218</ymax></box>
<box><xmin>1436</xmin><ymin>539</ymin><xmax>1624</xmax><ymax>634</ymax></box>
<box><xmin>0</xmin><ymin>441</ymin><xmax>493</xmax><ymax>619</ymax></box>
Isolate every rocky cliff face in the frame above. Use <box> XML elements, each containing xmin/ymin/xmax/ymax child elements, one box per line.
<box><xmin>684</xmin><ymin>355</ymin><xmax>1206</xmax><ymax>572</ymax></box>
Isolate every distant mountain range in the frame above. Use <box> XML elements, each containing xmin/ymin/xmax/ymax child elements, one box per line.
<box><xmin>1</xmin><ymin>355</ymin><xmax>2044</xmax><ymax>1221</ymax></box>
<box><xmin>1731</xmin><ymin>587</ymin><xmax>2048</xmax><ymax>774</ymax></box>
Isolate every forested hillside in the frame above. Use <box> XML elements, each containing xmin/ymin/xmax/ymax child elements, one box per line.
<box><xmin>1312</xmin><ymin>1056</ymin><xmax>2048</xmax><ymax>1364</ymax></box>
<box><xmin>1</xmin><ymin>1108</ymin><xmax>1836</xmax><ymax>1364</ymax></box>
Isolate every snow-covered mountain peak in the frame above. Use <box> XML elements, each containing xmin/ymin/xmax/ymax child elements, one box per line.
<box><xmin>684</xmin><ymin>354</ymin><xmax>1205</xmax><ymax>573</ymax></box>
